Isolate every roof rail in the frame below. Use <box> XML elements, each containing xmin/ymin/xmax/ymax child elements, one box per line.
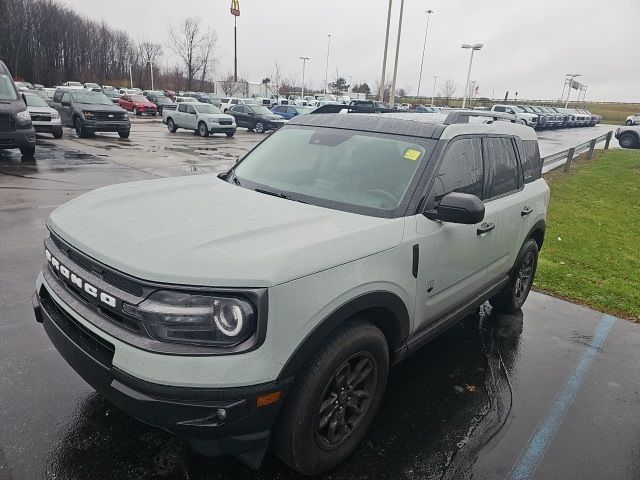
<box><xmin>310</xmin><ymin>104</ymin><xmax>397</xmax><ymax>114</ymax></box>
<box><xmin>443</xmin><ymin>110</ymin><xmax>520</xmax><ymax>125</ymax></box>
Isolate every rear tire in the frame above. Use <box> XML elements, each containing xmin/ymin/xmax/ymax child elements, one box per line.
<box><xmin>625</xmin><ymin>120</ymin><xmax>633</xmax><ymax>126</ymax></box>
<box><xmin>198</xmin><ymin>121</ymin><xmax>209</xmax><ymax>137</ymax></box>
<box><xmin>254</xmin><ymin>121</ymin><xmax>265</xmax><ymax>134</ymax></box>
<box><xmin>133</xmin><ymin>107</ymin><xmax>140</xmax><ymax>116</ymax></box>
<box><xmin>490</xmin><ymin>239</ymin><xmax>539</xmax><ymax>313</ymax></box>
<box><xmin>19</xmin><ymin>145</ymin><xmax>35</xmax><ymax>158</ymax></box>
<box><xmin>618</xmin><ymin>132</ymin><xmax>638</xmax><ymax>149</ymax></box>
<box><xmin>272</xmin><ymin>321</ymin><xmax>389</xmax><ymax>476</ymax></box>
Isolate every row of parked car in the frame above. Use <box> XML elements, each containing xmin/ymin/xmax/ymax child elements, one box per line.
<box><xmin>490</xmin><ymin>104</ymin><xmax>601</xmax><ymax>130</ymax></box>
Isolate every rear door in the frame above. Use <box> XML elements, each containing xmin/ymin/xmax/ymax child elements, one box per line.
<box><xmin>414</xmin><ymin>136</ymin><xmax>494</xmax><ymax>330</ymax></box>
<box><xmin>481</xmin><ymin>136</ymin><xmax>527</xmax><ymax>282</ymax></box>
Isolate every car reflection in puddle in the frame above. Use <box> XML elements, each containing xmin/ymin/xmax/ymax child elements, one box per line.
<box><xmin>46</xmin><ymin>306</ymin><xmax>524</xmax><ymax>480</ymax></box>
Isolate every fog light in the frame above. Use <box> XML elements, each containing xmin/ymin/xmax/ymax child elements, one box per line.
<box><xmin>216</xmin><ymin>408</ymin><xmax>227</xmax><ymax>421</ymax></box>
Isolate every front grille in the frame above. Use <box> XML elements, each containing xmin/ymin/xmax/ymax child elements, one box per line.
<box><xmin>0</xmin><ymin>113</ymin><xmax>17</xmax><ymax>132</ymax></box>
<box><xmin>39</xmin><ymin>286</ymin><xmax>115</xmax><ymax>367</ymax></box>
<box><xmin>219</xmin><ymin>120</ymin><xmax>232</xmax><ymax>125</ymax></box>
<box><xmin>31</xmin><ymin>114</ymin><xmax>51</xmax><ymax>122</ymax></box>
<box><xmin>91</xmin><ymin>111</ymin><xmax>127</xmax><ymax>121</ymax></box>
<box><xmin>51</xmin><ymin>234</ymin><xmax>144</xmax><ymax>297</ymax></box>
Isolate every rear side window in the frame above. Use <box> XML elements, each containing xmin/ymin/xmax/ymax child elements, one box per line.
<box><xmin>521</xmin><ymin>140</ymin><xmax>542</xmax><ymax>183</ymax></box>
<box><xmin>493</xmin><ymin>106</ymin><xmax>506</xmax><ymax>112</ymax></box>
<box><xmin>432</xmin><ymin>137</ymin><xmax>484</xmax><ymax>201</ymax></box>
<box><xmin>484</xmin><ymin>137</ymin><xmax>521</xmax><ymax>199</ymax></box>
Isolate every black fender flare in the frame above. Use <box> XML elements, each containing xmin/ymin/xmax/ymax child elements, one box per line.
<box><xmin>277</xmin><ymin>291</ymin><xmax>411</xmax><ymax>380</ymax></box>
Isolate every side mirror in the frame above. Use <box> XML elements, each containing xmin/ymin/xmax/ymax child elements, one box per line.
<box><xmin>425</xmin><ymin>192</ymin><xmax>484</xmax><ymax>224</ymax></box>
<box><xmin>22</xmin><ymin>93</ymin><xmax>28</xmax><ymax>105</ymax></box>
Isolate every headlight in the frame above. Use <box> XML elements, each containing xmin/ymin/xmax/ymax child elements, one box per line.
<box><xmin>209</xmin><ymin>118</ymin><xmax>217</xmax><ymax>123</ymax></box>
<box><xmin>83</xmin><ymin>110</ymin><xmax>94</xmax><ymax>118</ymax></box>
<box><xmin>122</xmin><ymin>290</ymin><xmax>255</xmax><ymax>347</ymax></box>
<box><xmin>51</xmin><ymin>112</ymin><xmax>60</xmax><ymax>119</ymax></box>
<box><xmin>16</xmin><ymin>110</ymin><xmax>30</xmax><ymax>121</ymax></box>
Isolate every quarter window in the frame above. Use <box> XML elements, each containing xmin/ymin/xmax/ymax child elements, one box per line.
<box><xmin>484</xmin><ymin>137</ymin><xmax>521</xmax><ymax>198</ymax></box>
<box><xmin>432</xmin><ymin>137</ymin><xmax>484</xmax><ymax>201</ymax></box>
<box><xmin>521</xmin><ymin>140</ymin><xmax>542</xmax><ymax>183</ymax></box>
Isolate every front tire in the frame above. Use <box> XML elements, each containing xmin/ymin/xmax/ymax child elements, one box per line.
<box><xmin>490</xmin><ymin>239</ymin><xmax>539</xmax><ymax>313</ymax></box>
<box><xmin>133</xmin><ymin>107</ymin><xmax>140</xmax><ymax>116</ymax></box>
<box><xmin>52</xmin><ymin>128</ymin><xmax>63</xmax><ymax>139</ymax></box>
<box><xmin>254</xmin><ymin>121</ymin><xmax>265</xmax><ymax>134</ymax></box>
<box><xmin>19</xmin><ymin>145</ymin><xmax>35</xmax><ymax>158</ymax></box>
<box><xmin>118</xmin><ymin>131</ymin><xmax>130</xmax><ymax>139</ymax></box>
<box><xmin>226</xmin><ymin>131</ymin><xmax>235</xmax><ymax>137</ymax></box>
<box><xmin>272</xmin><ymin>321</ymin><xmax>389</xmax><ymax>476</ymax></box>
<box><xmin>618</xmin><ymin>132</ymin><xmax>638</xmax><ymax>149</ymax></box>
<box><xmin>167</xmin><ymin>118</ymin><xmax>177</xmax><ymax>133</ymax></box>
<box><xmin>74</xmin><ymin>117</ymin><xmax>87</xmax><ymax>138</ymax></box>
<box><xmin>198</xmin><ymin>121</ymin><xmax>209</xmax><ymax>137</ymax></box>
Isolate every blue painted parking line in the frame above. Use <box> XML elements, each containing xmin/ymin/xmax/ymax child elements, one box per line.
<box><xmin>509</xmin><ymin>314</ymin><xmax>617</xmax><ymax>480</ymax></box>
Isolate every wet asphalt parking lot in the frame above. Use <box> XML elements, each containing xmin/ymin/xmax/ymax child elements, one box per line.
<box><xmin>1</xmin><ymin>118</ymin><xmax>637</xmax><ymax>480</ymax></box>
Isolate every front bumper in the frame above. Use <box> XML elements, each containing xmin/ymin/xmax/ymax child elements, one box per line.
<box><xmin>33</xmin><ymin>282</ymin><xmax>291</xmax><ymax>457</ymax></box>
<box><xmin>208</xmin><ymin>124</ymin><xmax>236</xmax><ymax>133</ymax></box>
<box><xmin>0</xmin><ymin>127</ymin><xmax>36</xmax><ymax>149</ymax></box>
<box><xmin>33</xmin><ymin>119</ymin><xmax>62</xmax><ymax>133</ymax></box>
<box><xmin>83</xmin><ymin>121</ymin><xmax>130</xmax><ymax>132</ymax></box>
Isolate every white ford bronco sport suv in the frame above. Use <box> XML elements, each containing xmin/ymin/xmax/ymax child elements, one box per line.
<box><xmin>33</xmin><ymin>109</ymin><xmax>549</xmax><ymax>475</ymax></box>
<box><xmin>164</xmin><ymin>102</ymin><xmax>236</xmax><ymax>137</ymax></box>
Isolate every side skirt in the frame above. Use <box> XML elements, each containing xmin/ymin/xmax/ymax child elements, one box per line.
<box><xmin>394</xmin><ymin>275</ymin><xmax>509</xmax><ymax>363</ymax></box>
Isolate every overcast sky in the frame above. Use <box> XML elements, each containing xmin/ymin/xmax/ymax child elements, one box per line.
<box><xmin>59</xmin><ymin>0</ymin><xmax>639</xmax><ymax>102</ymax></box>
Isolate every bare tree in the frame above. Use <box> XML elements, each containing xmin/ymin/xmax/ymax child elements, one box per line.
<box><xmin>167</xmin><ymin>17</ymin><xmax>216</xmax><ymax>91</ymax></box>
<box><xmin>219</xmin><ymin>71</ymin><xmax>238</xmax><ymax>96</ymax></box>
<box><xmin>375</xmin><ymin>80</ymin><xmax>392</xmax><ymax>102</ymax></box>
<box><xmin>268</xmin><ymin>61</ymin><xmax>283</xmax><ymax>101</ymax></box>
<box><xmin>198</xmin><ymin>29</ymin><xmax>218</xmax><ymax>91</ymax></box>
<box><xmin>440</xmin><ymin>78</ymin><xmax>458</xmax><ymax>106</ymax></box>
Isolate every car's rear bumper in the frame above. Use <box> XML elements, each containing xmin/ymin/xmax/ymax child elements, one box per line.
<box><xmin>33</xmin><ymin>279</ymin><xmax>291</xmax><ymax>458</ymax></box>
<box><xmin>0</xmin><ymin>128</ymin><xmax>36</xmax><ymax>149</ymax></box>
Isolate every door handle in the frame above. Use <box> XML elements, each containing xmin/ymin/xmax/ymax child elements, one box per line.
<box><xmin>477</xmin><ymin>222</ymin><xmax>496</xmax><ymax>235</ymax></box>
<box><xmin>521</xmin><ymin>206</ymin><xmax>534</xmax><ymax>217</ymax></box>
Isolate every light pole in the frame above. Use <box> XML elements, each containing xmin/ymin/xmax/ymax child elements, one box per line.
<box><xmin>389</xmin><ymin>0</ymin><xmax>405</xmax><ymax>107</ymax></box>
<box><xmin>564</xmin><ymin>73</ymin><xmax>581</xmax><ymax>108</ymax></box>
<box><xmin>129</xmin><ymin>63</ymin><xmax>133</xmax><ymax>89</ymax></box>
<box><xmin>324</xmin><ymin>34</ymin><xmax>331</xmax><ymax>94</ymax></box>
<box><xmin>416</xmin><ymin>9</ymin><xmax>434</xmax><ymax>98</ymax></box>
<box><xmin>299</xmin><ymin>56</ymin><xmax>309</xmax><ymax>100</ymax></box>
<box><xmin>148</xmin><ymin>61</ymin><xmax>154</xmax><ymax>91</ymax></box>
<box><xmin>461</xmin><ymin>43</ymin><xmax>483</xmax><ymax>109</ymax></box>
<box><xmin>431</xmin><ymin>75</ymin><xmax>438</xmax><ymax>106</ymax></box>
<box><xmin>378</xmin><ymin>0</ymin><xmax>393</xmax><ymax>102</ymax></box>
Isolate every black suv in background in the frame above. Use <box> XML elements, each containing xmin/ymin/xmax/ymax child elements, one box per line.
<box><xmin>228</xmin><ymin>104</ymin><xmax>285</xmax><ymax>133</ymax></box>
<box><xmin>52</xmin><ymin>88</ymin><xmax>131</xmax><ymax>138</ymax></box>
<box><xmin>0</xmin><ymin>60</ymin><xmax>36</xmax><ymax>158</ymax></box>
<box><xmin>145</xmin><ymin>91</ymin><xmax>175</xmax><ymax>114</ymax></box>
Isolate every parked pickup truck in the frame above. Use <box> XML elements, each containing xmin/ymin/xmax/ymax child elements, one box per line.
<box><xmin>491</xmin><ymin>105</ymin><xmax>538</xmax><ymax>128</ymax></box>
<box><xmin>163</xmin><ymin>102</ymin><xmax>236</xmax><ymax>137</ymax></box>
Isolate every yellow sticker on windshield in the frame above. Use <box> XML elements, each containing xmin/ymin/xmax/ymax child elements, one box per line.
<box><xmin>403</xmin><ymin>148</ymin><xmax>422</xmax><ymax>161</ymax></box>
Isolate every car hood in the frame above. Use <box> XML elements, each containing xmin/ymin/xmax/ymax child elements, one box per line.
<box><xmin>198</xmin><ymin>113</ymin><xmax>235</xmax><ymax>122</ymax></box>
<box><xmin>27</xmin><ymin>105</ymin><xmax>57</xmax><ymax>115</ymax></box>
<box><xmin>77</xmin><ymin>103</ymin><xmax>126</xmax><ymax>113</ymax></box>
<box><xmin>133</xmin><ymin>100</ymin><xmax>156</xmax><ymax>108</ymax></box>
<box><xmin>47</xmin><ymin>175</ymin><xmax>405</xmax><ymax>288</ymax></box>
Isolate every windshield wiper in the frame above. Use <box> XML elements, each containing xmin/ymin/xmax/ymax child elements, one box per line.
<box><xmin>254</xmin><ymin>188</ymin><xmax>307</xmax><ymax>204</ymax></box>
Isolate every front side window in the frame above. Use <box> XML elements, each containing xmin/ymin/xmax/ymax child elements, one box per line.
<box><xmin>431</xmin><ymin>137</ymin><xmax>484</xmax><ymax>202</ymax></box>
<box><xmin>233</xmin><ymin>125</ymin><xmax>436</xmax><ymax>216</ymax></box>
<box><xmin>484</xmin><ymin>137</ymin><xmax>521</xmax><ymax>199</ymax></box>
<box><xmin>178</xmin><ymin>104</ymin><xmax>187</xmax><ymax>113</ymax></box>
<box><xmin>186</xmin><ymin>105</ymin><xmax>196</xmax><ymax>114</ymax></box>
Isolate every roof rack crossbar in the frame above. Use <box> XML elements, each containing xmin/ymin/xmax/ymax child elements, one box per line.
<box><xmin>443</xmin><ymin>110</ymin><xmax>518</xmax><ymax>125</ymax></box>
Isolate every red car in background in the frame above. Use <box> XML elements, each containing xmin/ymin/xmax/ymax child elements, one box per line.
<box><xmin>118</xmin><ymin>94</ymin><xmax>157</xmax><ymax>116</ymax></box>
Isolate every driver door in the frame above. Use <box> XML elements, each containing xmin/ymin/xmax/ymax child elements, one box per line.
<box><xmin>185</xmin><ymin>104</ymin><xmax>197</xmax><ymax>129</ymax></box>
<box><xmin>413</xmin><ymin>136</ymin><xmax>493</xmax><ymax>331</ymax></box>
<box><xmin>59</xmin><ymin>91</ymin><xmax>72</xmax><ymax>126</ymax></box>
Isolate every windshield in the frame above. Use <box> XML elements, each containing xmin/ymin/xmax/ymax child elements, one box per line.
<box><xmin>194</xmin><ymin>104</ymin><xmax>222</xmax><ymax>114</ymax></box>
<box><xmin>233</xmin><ymin>125</ymin><xmax>435</xmax><ymax>215</ymax></box>
<box><xmin>24</xmin><ymin>94</ymin><xmax>48</xmax><ymax>107</ymax></box>
<box><xmin>0</xmin><ymin>74</ymin><xmax>19</xmax><ymax>101</ymax></box>
<box><xmin>70</xmin><ymin>91</ymin><xmax>113</xmax><ymax>105</ymax></box>
<box><xmin>251</xmin><ymin>106</ymin><xmax>276</xmax><ymax>115</ymax></box>
<box><xmin>511</xmin><ymin>106</ymin><xmax>525</xmax><ymax>113</ymax></box>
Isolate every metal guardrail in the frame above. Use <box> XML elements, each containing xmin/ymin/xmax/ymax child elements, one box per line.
<box><xmin>541</xmin><ymin>130</ymin><xmax>614</xmax><ymax>174</ymax></box>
